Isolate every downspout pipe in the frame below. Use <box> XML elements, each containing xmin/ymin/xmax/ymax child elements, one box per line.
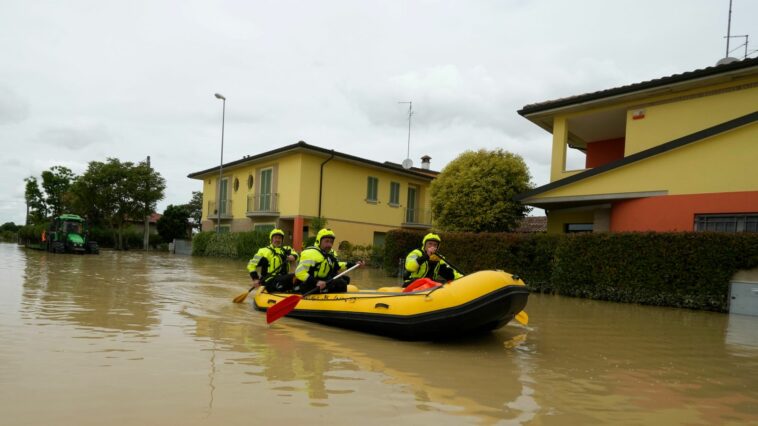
<box><xmin>318</xmin><ymin>150</ymin><xmax>335</xmax><ymax>218</ymax></box>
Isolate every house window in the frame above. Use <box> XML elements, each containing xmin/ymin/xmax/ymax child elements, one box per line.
<box><xmin>565</xmin><ymin>223</ymin><xmax>593</xmax><ymax>233</ymax></box>
<box><xmin>247</xmin><ymin>174</ymin><xmax>254</xmax><ymax>190</ymax></box>
<box><xmin>260</xmin><ymin>168</ymin><xmax>273</xmax><ymax>211</ymax></box>
<box><xmin>694</xmin><ymin>214</ymin><xmax>758</xmax><ymax>233</ymax></box>
<box><xmin>233</xmin><ymin>177</ymin><xmax>239</xmax><ymax>192</ymax></box>
<box><xmin>406</xmin><ymin>185</ymin><xmax>418</xmax><ymax>222</ymax></box>
<box><xmin>366</xmin><ymin>176</ymin><xmax>378</xmax><ymax>202</ymax></box>
<box><xmin>389</xmin><ymin>182</ymin><xmax>400</xmax><ymax>206</ymax></box>
<box><xmin>219</xmin><ymin>178</ymin><xmax>229</xmax><ymax>216</ymax></box>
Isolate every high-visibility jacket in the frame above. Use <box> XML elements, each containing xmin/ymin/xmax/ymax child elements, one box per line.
<box><xmin>247</xmin><ymin>245</ymin><xmax>298</xmax><ymax>283</ymax></box>
<box><xmin>404</xmin><ymin>248</ymin><xmax>462</xmax><ymax>286</ymax></box>
<box><xmin>295</xmin><ymin>246</ymin><xmax>352</xmax><ymax>286</ymax></box>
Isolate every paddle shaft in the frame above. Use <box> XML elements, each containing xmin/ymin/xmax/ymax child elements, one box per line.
<box><xmin>436</xmin><ymin>252</ymin><xmax>465</xmax><ymax>275</ymax></box>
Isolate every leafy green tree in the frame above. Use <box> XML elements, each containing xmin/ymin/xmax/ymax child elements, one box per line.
<box><xmin>24</xmin><ymin>177</ymin><xmax>47</xmax><ymax>225</ymax></box>
<box><xmin>70</xmin><ymin>158</ymin><xmax>165</xmax><ymax>250</ymax></box>
<box><xmin>157</xmin><ymin>205</ymin><xmax>190</xmax><ymax>242</ymax></box>
<box><xmin>185</xmin><ymin>191</ymin><xmax>203</xmax><ymax>231</ymax></box>
<box><xmin>0</xmin><ymin>222</ymin><xmax>20</xmax><ymax>232</ymax></box>
<box><xmin>430</xmin><ymin>149</ymin><xmax>532</xmax><ymax>232</ymax></box>
<box><xmin>40</xmin><ymin>166</ymin><xmax>75</xmax><ymax>217</ymax></box>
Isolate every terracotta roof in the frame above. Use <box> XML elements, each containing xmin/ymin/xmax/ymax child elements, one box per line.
<box><xmin>128</xmin><ymin>213</ymin><xmax>162</xmax><ymax>224</ymax></box>
<box><xmin>187</xmin><ymin>141</ymin><xmax>439</xmax><ymax>180</ymax></box>
<box><xmin>518</xmin><ymin>56</ymin><xmax>758</xmax><ymax>116</ymax></box>
<box><xmin>514</xmin><ymin>216</ymin><xmax>547</xmax><ymax>233</ymax></box>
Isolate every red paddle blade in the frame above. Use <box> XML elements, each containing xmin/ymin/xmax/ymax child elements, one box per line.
<box><xmin>266</xmin><ymin>294</ymin><xmax>303</xmax><ymax>324</ymax></box>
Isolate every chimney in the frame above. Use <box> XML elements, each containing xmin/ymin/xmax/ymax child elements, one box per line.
<box><xmin>421</xmin><ymin>155</ymin><xmax>431</xmax><ymax>170</ymax></box>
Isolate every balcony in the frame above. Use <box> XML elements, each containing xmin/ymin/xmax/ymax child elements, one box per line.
<box><xmin>207</xmin><ymin>200</ymin><xmax>233</xmax><ymax>220</ymax></box>
<box><xmin>402</xmin><ymin>207</ymin><xmax>432</xmax><ymax>229</ymax></box>
<box><xmin>247</xmin><ymin>193</ymin><xmax>280</xmax><ymax>217</ymax></box>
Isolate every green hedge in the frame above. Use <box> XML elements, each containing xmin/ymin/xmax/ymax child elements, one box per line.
<box><xmin>383</xmin><ymin>229</ymin><xmax>559</xmax><ymax>289</ymax></box>
<box><xmin>192</xmin><ymin>230</ymin><xmax>269</xmax><ymax>259</ymax></box>
<box><xmin>552</xmin><ymin>232</ymin><xmax>758</xmax><ymax>311</ymax></box>
<box><xmin>384</xmin><ymin>229</ymin><xmax>758</xmax><ymax>312</ymax></box>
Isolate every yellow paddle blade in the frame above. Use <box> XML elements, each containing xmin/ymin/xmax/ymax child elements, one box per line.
<box><xmin>233</xmin><ymin>288</ymin><xmax>252</xmax><ymax>304</ymax></box>
<box><xmin>515</xmin><ymin>310</ymin><xmax>529</xmax><ymax>325</ymax></box>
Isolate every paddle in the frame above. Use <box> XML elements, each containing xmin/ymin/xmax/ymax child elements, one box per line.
<box><xmin>233</xmin><ymin>281</ymin><xmax>261</xmax><ymax>304</ymax></box>
<box><xmin>234</xmin><ymin>250</ymin><xmax>298</xmax><ymax>304</ymax></box>
<box><xmin>437</xmin><ymin>252</ymin><xmax>529</xmax><ymax>326</ymax></box>
<box><xmin>266</xmin><ymin>263</ymin><xmax>361</xmax><ymax>324</ymax></box>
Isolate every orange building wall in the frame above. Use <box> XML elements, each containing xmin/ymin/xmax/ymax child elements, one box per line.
<box><xmin>585</xmin><ymin>137</ymin><xmax>625</xmax><ymax>169</ymax></box>
<box><xmin>611</xmin><ymin>191</ymin><xmax>758</xmax><ymax>232</ymax></box>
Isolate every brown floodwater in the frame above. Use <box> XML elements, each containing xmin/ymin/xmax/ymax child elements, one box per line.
<box><xmin>1</xmin><ymin>242</ymin><xmax>757</xmax><ymax>425</ymax></box>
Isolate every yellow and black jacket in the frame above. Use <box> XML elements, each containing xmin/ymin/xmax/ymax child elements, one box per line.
<box><xmin>295</xmin><ymin>246</ymin><xmax>355</xmax><ymax>287</ymax></box>
<box><xmin>404</xmin><ymin>249</ymin><xmax>463</xmax><ymax>286</ymax></box>
<box><xmin>247</xmin><ymin>245</ymin><xmax>298</xmax><ymax>283</ymax></box>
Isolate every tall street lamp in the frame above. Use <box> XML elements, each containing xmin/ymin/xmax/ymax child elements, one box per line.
<box><xmin>214</xmin><ymin>93</ymin><xmax>226</xmax><ymax>234</ymax></box>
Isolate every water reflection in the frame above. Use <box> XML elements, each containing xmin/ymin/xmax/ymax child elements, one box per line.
<box><xmin>726</xmin><ymin>314</ymin><xmax>758</xmax><ymax>351</ymax></box>
<box><xmin>187</xmin><ymin>306</ymin><xmax>537</xmax><ymax>422</ymax></box>
<box><xmin>21</xmin><ymin>249</ymin><xmax>161</xmax><ymax>332</ymax></box>
<box><xmin>4</xmin><ymin>243</ymin><xmax>758</xmax><ymax>425</ymax></box>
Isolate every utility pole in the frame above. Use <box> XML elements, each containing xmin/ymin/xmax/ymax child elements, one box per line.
<box><xmin>144</xmin><ymin>155</ymin><xmax>150</xmax><ymax>251</ymax></box>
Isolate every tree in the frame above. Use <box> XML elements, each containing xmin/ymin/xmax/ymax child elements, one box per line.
<box><xmin>24</xmin><ymin>176</ymin><xmax>47</xmax><ymax>225</ymax></box>
<box><xmin>70</xmin><ymin>158</ymin><xmax>165</xmax><ymax>250</ymax></box>
<box><xmin>157</xmin><ymin>205</ymin><xmax>190</xmax><ymax>242</ymax></box>
<box><xmin>430</xmin><ymin>149</ymin><xmax>533</xmax><ymax>232</ymax></box>
<box><xmin>185</xmin><ymin>191</ymin><xmax>203</xmax><ymax>231</ymax></box>
<box><xmin>40</xmin><ymin>166</ymin><xmax>75</xmax><ymax>217</ymax></box>
<box><xmin>0</xmin><ymin>222</ymin><xmax>20</xmax><ymax>232</ymax></box>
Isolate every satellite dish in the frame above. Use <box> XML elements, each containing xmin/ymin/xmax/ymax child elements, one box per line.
<box><xmin>402</xmin><ymin>158</ymin><xmax>413</xmax><ymax>169</ymax></box>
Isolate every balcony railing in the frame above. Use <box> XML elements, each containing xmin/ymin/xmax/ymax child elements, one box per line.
<box><xmin>207</xmin><ymin>200</ymin><xmax>233</xmax><ymax>219</ymax></box>
<box><xmin>402</xmin><ymin>207</ymin><xmax>432</xmax><ymax>228</ymax></box>
<box><xmin>247</xmin><ymin>193</ymin><xmax>279</xmax><ymax>216</ymax></box>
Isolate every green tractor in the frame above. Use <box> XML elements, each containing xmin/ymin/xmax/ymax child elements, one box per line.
<box><xmin>44</xmin><ymin>214</ymin><xmax>99</xmax><ymax>254</ymax></box>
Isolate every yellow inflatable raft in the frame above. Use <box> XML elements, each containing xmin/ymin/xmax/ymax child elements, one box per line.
<box><xmin>253</xmin><ymin>270</ymin><xmax>529</xmax><ymax>340</ymax></box>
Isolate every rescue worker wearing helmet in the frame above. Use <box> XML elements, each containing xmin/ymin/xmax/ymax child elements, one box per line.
<box><xmin>403</xmin><ymin>232</ymin><xmax>462</xmax><ymax>287</ymax></box>
<box><xmin>294</xmin><ymin>228</ymin><xmax>363</xmax><ymax>294</ymax></box>
<box><xmin>247</xmin><ymin>228</ymin><xmax>299</xmax><ymax>292</ymax></box>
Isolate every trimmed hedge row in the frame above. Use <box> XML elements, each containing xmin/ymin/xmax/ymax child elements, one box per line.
<box><xmin>384</xmin><ymin>229</ymin><xmax>758</xmax><ymax>312</ymax></box>
<box><xmin>383</xmin><ymin>229</ymin><xmax>559</xmax><ymax>289</ymax></box>
<box><xmin>192</xmin><ymin>230</ymin><xmax>269</xmax><ymax>259</ymax></box>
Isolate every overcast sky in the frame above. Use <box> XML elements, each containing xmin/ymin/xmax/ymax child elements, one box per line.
<box><xmin>2</xmin><ymin>0</ymin><xmax>756</xmax><ymax>225</ymax></box>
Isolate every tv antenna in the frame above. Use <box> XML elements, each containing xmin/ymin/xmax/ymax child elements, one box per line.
<box><xmin>398</xmin><ymin>101</ymin><xmax>413</xmax><ymax>169</ymax></box>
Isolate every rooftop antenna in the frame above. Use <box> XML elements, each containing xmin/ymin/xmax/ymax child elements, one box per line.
<box><xmin>727</xmin><ymin>34</ymin><xmax>749</xmax><ymax>59</ymax></box>
<box><xmin>398</xmin><ymin>101</ymin><xmax>413</xmax><ymax>169</ymax></box>
<box><xmin>725</xmin><ymin>0</ymin><xmax>733</xmax><ymax>57</ymax></box>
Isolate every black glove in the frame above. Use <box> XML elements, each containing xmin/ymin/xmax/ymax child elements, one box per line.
<box><xmin>416</xmin><ymin>254</ymin><xmax>428</xmax><ymax>265</ymax></box>
<box><xmin>250</xmin><ymin>271</ymin><xmax>259</xmax><ymax>280</ymax></box>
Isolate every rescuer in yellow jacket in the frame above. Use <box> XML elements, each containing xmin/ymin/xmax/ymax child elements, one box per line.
<box><xmin>403</xmin><ymin>233</ymin><xmax>462</xmax><ymax>287</ymax></box>
<box><xmin>247</xmin><ymin>228</ymin><xmax>299</xmax><ymax>292</ymax></box>
<box><xmin>294</xmin><ymin>228</ymin><xmax>363</xmax><ymax>294</ymax></box>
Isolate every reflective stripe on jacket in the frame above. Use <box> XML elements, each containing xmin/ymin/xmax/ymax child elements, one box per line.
<box><xmin>247</xmin><ymin>245</ymin><xmax>299</xmax><ymax>281</ymax></box>
<box><xmin>404</xmin><ymin>248</ymin><xmax>462</xmax><ymax>284</ymax></box>
<box><xmin>295</xmin><ymin>246</ymin><xmax>347</xmax><ymax>283</ymax></box>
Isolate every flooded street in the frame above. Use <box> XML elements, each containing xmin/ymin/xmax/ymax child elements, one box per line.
<box><xmin>1</xmin><ymin>242</ymin><xmax>757</xmax><ymax>425</ymax></box>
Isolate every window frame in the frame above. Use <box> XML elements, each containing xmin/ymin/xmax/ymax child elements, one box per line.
<box><xmin>366</xmin><ymin>176</ymin><xmax>379</xmax><ymax>203</ymax></box>
<box><xmin>389</xmin><ymin>181</ymin><xmax>400</xmax><ymax>206</ymax></box>
<box><xmin>694</xmin><ymin>213</ymin><xmax>758</xmax><ymax>233</ymax></box>
<box><xmin>565</xmin><ymin>223</ymin><xmax>593</xmax><ymax>233</ymax></box>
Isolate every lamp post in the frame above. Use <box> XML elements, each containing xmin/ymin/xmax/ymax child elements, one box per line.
<box><xmin>214</xmin><ymin>93</ymin><xmax>226</xmax><ymax>234</ymax></box>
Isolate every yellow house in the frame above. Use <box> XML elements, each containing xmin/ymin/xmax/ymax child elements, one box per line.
<box><xmin>187</xmin><ymin>141</ymin><xmax>437</xmax><ymax>249</ymax></box>
<box><xmin>516</xmin><ymin>57</ymin><xmax>758</xmax><ymax>234</ymax></box>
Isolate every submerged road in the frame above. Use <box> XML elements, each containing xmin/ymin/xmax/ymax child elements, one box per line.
<box><xmin>1</xmin><ymin>242</ymin><xmax>757</xmax><ymax>425</ymax></box>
